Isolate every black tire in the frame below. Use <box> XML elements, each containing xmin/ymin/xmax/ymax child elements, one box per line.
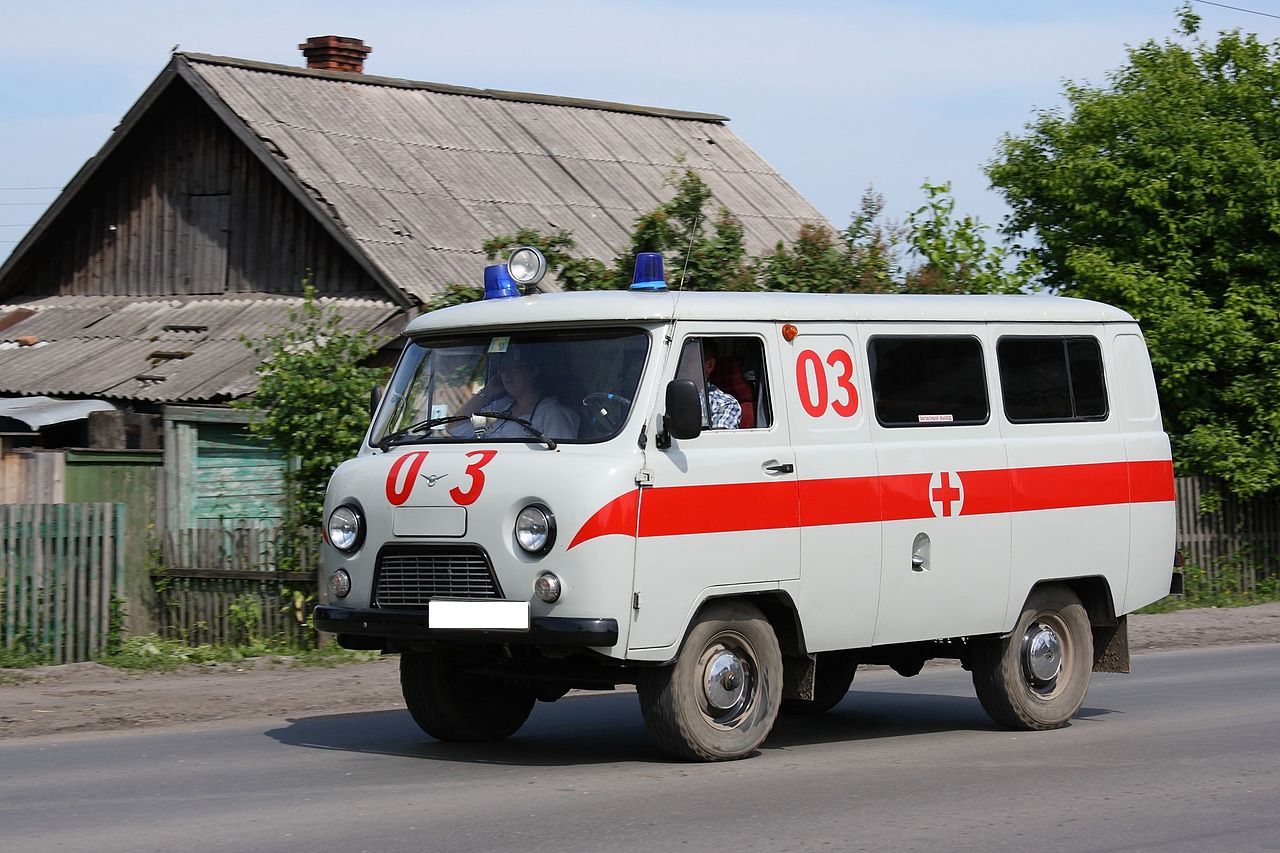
<box><xmin>971</xmin><ymin>584</ymin><xmax>1093</xmax><ymax>730</ymax></box>
<box><xmin>781</xmin><ymin>652</ymin><xmax>858</xmax><ymax>715</ymax></box>
<box><xmin>637</xmin><ymin>601</ymin><xmax>782</xmax><ymax>761</ymax></box>
<box><xmin>400</xmin><ymin>649</ymin><xmax>535</xmax><ymax>742</ymax></box>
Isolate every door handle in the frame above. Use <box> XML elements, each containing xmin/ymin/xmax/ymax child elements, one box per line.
<box><xmin>764</xmin><ymin>463</ymin><xmax>794</xmax><ymax>474</ymax></box>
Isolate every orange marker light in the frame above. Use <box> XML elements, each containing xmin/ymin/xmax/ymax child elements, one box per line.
<box><xmin>782</xmin><ymin>323</ymin><xmax>799</xmax><ymax>342</ymax></box>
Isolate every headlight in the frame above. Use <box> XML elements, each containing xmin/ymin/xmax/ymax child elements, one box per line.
<box><xmin>329</xmin><ymin>569</ymin><xmax>352</xmax><ymax>598</ymax></box>
<box><xmin>515</xmin><ymin>503</ymin><xmax>556</xmax><ymax>555</ymax></box>
<box><xmin>507</xmin><ymin>246</ymin><xmax>547</xmax><ymax>286</ymax></box>
<box><xmin>327</xmin><ymin>505</ymin><xmax>364</xmax><ymax>552</ymax></box>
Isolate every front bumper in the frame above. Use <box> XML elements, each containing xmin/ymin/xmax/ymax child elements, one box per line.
<box><xmin>314</xmin><ymin>605</ymin><xmax>619</xmax><ymax>648</ymax></box>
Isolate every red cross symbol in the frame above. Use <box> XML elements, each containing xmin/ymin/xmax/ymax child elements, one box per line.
<box><xmin>929</xmin><ymin>471</ymin><xmax>963</xmax><ymax>518</ymax></box>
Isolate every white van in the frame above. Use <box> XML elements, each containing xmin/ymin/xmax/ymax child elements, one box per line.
<box><xmin>315</xmin><ymin>250</ymin><xmax>1178</xmax><ymax>762</ymax></box>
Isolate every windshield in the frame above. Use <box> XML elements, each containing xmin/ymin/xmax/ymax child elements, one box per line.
<box><xmin>372</xmin><ymin>329</ymin><xmax>651</xmax><ymax>446</ymax></box>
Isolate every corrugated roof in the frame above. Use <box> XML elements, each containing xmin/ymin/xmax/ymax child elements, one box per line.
<box><xmin>0</xmin><ymin>296</ymin><xmax>401</xmax><ymax>403</ymax></box>
<box><xmin>181</xmin><ymin>54</ymin><xmax>829</xmax><ymax>305</ymax></box>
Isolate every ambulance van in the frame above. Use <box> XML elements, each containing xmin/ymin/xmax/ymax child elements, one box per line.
<box><xmin>315</xmin><ymin>249</ymin><xmax>1178</xmax><ymax>762</ymax></box>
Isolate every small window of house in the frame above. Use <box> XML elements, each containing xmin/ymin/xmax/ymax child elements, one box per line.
<box><xmin>998</xmin><ymin>336</ymin><xmax>1109</xmax><ymax>422</ymax></box>
<box><xmin>868</xmin><ymin>337</ymin><xmax>988</xmax><ymax>427</ymax></box>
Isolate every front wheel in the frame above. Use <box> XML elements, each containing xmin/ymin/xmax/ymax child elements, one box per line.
<box><xmin>400</xmin><ymin>649</ymin><xmax>535</xmax><ymax>742</ymax></box>
<box><xmin>971</xmin><ymin>584</ymin><xmax>1093</xmax><ymax>730</ymax></box>
<box><xmin>638</xmin><ymin>601</ymin><xmax>782</xmax><ymax>761</ymax></box>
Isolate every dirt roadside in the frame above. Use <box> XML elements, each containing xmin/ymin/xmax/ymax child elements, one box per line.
<box><xmin>2</xmin><ymin>603</ymin><xmax>1277</xmax><ymax>741</ymax></box>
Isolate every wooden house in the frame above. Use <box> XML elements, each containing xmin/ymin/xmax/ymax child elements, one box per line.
<box><xmin>0</xmin><ymin>35</ymin><xmax>827</xmax><ymax>530</ymax></box>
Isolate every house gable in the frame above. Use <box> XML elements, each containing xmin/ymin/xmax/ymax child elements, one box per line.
<box><xmin>0</xmin><ymin>79</ymin><xmax>390</xmax><ymax>303</ymax></box>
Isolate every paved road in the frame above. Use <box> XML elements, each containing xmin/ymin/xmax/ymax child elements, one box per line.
<box><xmin>2</xmin><ymin>644</ymin><xmax>1276</xmax><ymax>853</ymax></box>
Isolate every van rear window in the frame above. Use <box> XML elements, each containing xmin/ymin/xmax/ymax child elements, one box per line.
<box><xmin>868</xmin><ymin>337</ymin><xmax>989</xmax><ymax>427</ymax></box>
<box><xmin>997</xmin><ymin>336</ymin><xmax>1108</xmax><ymax>422</ymax></box>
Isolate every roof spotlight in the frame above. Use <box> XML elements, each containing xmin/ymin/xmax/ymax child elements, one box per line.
<box><xmin>508</xmin><ymin>246</ymin><xmax>547</xmax><ymax>290</ymax></box>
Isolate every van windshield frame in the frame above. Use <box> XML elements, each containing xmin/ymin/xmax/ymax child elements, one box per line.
<box><xmin>369</xmin><ymin>328</ymin><xmax>651</xmax><ymax>447</ymax></box>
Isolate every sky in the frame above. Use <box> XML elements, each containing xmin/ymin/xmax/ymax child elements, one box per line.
<box><xmin>4</xmin><ymin>0</ymin><xmax>1280</xmax><ymax>266</ymax></box>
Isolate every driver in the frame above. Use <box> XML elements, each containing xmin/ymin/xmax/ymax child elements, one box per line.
<box><xmin>451</xmin><ymin>345</ymin><xmax>581</xmax><ymax>440</ymax></box>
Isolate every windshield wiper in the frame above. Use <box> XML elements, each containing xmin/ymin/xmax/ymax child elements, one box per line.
<box><xmin>377</xmin><ymin>411</ymin><xmax>557</xmax><ymax>451</ymax></box>
<box><xmin>376</xmin><ymin>414</ymin><xmax>473</xmax><ymax>451</ymax></box>
<box><xmin>477</xmin><ymin>411</ymin><xmax>558</xmax><ymax>450</ymax></box>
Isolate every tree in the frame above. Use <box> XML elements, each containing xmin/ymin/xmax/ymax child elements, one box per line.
<box><xmin>988</xmin><ymin>7</ymin><xmax>1280</xmax><ymax>496</ymax></box>
<box><xmin>240</xmin><ymin>284</ymin><xmax>385</xmax><ymax>534</ymax></box>
<box><xmin>483</xmin><ymin>167</ymin><xmax>758</xmax><ymax>292</ymax></box>
<box><xmin>482</xmin><ymin>169</ymin><xmax>1028</xmax><ymax>298</ymax></box>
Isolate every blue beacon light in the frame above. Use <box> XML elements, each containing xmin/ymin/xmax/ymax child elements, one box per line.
<box><xmin>629</xmin><ymin>252</ymin><xmax>667</xmax><ymax>291</ymax></box>
<box><xmin>483</xmin><ymin>264</ymin><xmax>520</xmax><ymax>300</ymax></box>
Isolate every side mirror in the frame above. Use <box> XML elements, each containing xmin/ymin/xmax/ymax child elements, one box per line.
<box><xmin>369</xmin><ymin>385</ymin><xmax>383</xmax><ymax>421</ymax></box>
<box><xmin>663</xmin><ymin>379</ymin><xmax>703</xmax><ymax>442</ymax></box>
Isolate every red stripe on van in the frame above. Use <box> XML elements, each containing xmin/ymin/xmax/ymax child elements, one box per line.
<box><xmin>639</xmin><ymin>481</ymin><xmax>800</xmax><ymax>537</ymax></box>
<box><xmin>566</xmin><ymin>459</ymin><xmax>1174</xmax><ymax>549</ymax></box>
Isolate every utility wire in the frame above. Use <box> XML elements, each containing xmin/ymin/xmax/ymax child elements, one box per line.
<box><xmin>1194</xmin><ymin>0</ymin><xmax>1280</xmax><ymax>21</ymax></box>
<box><xmin>0</xmin><ymin>187</ymin><xmax>60</xmax><ymax>192</ymax></box>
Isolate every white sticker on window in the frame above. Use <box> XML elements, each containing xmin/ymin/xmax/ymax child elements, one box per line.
<box><xmin>918</xmin><ymin>414</ymin><xmax>954</xmax><ymax>423</ymax></box>
<box><xmin>488</xmin><ymin>336</ymin><xmax>510</xmax><ymax>353</ymax></box>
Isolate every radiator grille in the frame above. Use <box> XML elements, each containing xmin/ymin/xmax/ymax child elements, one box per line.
<box><xmin>373</xmin><ymin>545</ymin><xmax>501</xmax><ymax>608</ymax></box>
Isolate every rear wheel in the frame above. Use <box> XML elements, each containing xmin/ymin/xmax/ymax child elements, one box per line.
<box><xmin>400</xmin><ymin>648</ymin><xmax>535</xmax><ymax>742</ymax></box>
<box><xmin>781</xmin><ymin>652</ymin><xmax>858</xmax><ymax>715</ymax></box>
<box><xmin>638</xmin><ymin>601</ymin><xmax>782</xmax><ymax>761</ymax></box>
<box><xmin>971</xmin><ymin>584</ymin><xmax>1093</xmax><ymax>730</ymax></box>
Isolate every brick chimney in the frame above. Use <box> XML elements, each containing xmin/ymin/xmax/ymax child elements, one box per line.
<box><xmin>298</xmin><ymin>36</ymin><xmax>372</xmax><ymax>73</ymax></box>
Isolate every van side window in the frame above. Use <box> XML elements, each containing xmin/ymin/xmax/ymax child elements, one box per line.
<box><xmin>677</xmin><ymin>336</ymin><xmax>771</xmax><ymax>430</ymax></box>
<box><xmin>998</xmin><ymin>336</ymin><xmax>1108</xmax><ymax>422</ymax></box>
<box><xmin>868</xmin><ymin>336</ymin><xmax>988</xmax><ymax>427</ymax></box>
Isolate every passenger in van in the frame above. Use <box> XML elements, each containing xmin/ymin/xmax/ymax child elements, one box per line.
<box><xmin>451</xmin><ymin>345</ymin><xmax>581</xmax><ymax>439</ymax></box>
<box><xmin>702</xmin><ymin>339</ymin><xmax>742</xmax><ymax>430</ymax></box>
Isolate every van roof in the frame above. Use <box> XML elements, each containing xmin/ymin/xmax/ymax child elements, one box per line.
<box><xmin>405</xmin><ymin>290</ymin><xmax>1136</xmax><ymax>335</ymax></box>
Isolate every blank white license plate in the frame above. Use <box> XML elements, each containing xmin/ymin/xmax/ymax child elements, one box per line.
<box><xmin>429</xmin><ymin>599</ymin><xmax>530</xmax><ymax>631</ymax></box>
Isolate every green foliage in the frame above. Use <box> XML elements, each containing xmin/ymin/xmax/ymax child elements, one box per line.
<box><xmin>478</xmin><ymin>169</ymin><xmax>1029</xmax><ymax>299</ymax></box>
<box><xmin>227</xmin><ymin>594</ymin><xmax>263</xmax><ymax>645</ymax></box>
<box><xmin>1140</xmin><ymin>556</ymin><xmax>1280</xmax><ymax>613</ymax></box>
<box><xmin>754</xmin><ymin>189</ymin><xmax>903</xmax><ymax>293</ymax></box>
<box><xmin>988</xmin><ymin>15</ymin><xmax>1280</xmax><ymax>496</ymax></box>
<box><xmin>239</xmin><ymin>282</ymin><xmax>385</xmax><ymax>530</ymax></box>
<box><xmin>483</xmin><ymin>167</ymin><xmax>758</xmax><ymax>293</ymax></box>
<box><xmin>755</xmin><ymin>183</ymin><xmax>1039</xmax><ymax>295</ymax></box>
<box><xmin>0</xmin><ymin>638</ymin><xmax>47</xmax><ymax>669</ymax></box>
<box><xmin>99</xmin><ymin>634</ymin><xmax>231</xmax><ymax>671</ymax></box>
<box><xmin>95</xmin><ymin>633</ymin><xmax>377</xmax><ymax>671</ymax></box>
<box><xmin>903</xmin><ymin>182</ymin><xmax>1041</xmax><ymax>294</ymax></box>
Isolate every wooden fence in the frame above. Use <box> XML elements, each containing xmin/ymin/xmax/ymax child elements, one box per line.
<box><xmin>153</xmin><ymin>525</ymin><xmax>320</xmax><ymax>647</ymax></box>
<box><xmin>0</xmin><ymin>503</ymin><xmax>125</xmax><ymax>664</ymax></box>
<box><xmin>1176</xmin><ymin>477</ymin><xmax>1280</xmax><ymax>591</ymax></box>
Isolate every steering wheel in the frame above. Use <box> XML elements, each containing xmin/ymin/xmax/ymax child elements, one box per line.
<box><xmin>582</xmin><ymin>392</ymin><xmax>632</xmax><ymax>433</ymax></box>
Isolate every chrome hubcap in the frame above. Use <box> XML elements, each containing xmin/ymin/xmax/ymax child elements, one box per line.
<box><xmin>1022</xmin><ymin>620</ymin><xmax>1064</xmax><ymax>689</ymax></box>
<box><xmin>704</xmin><ymin>650</ymin><xmax>746</xmax><ymax>711</ymax></box>
<box><xmin>697</xmin><ymin>634</ymin><xmax>756</xmax><ymax>728</ymax></box>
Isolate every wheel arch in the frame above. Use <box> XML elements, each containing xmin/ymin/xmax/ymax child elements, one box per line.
<box><xmin>692</xmin><ymin>590</ymin><xmax>807</xmax><ymax>658</ymax></box>
<box><xmin>1024</xmin><ymin>575</ymin><xmax>1128</xmax><ymax>674</ymax></box>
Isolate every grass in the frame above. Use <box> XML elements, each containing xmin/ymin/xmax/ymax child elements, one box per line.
<box><xmin>1138</xmin><ymin>561</ymin><xmax>1280</xmax><ymax>614</ymax></box>
<box><xmin>0</xmin><ymin>641</ymin><xmax>47</xmax><ymax>670</ymax></box>
<box><xmin>95</xmin><ymin>634</ymin><xmax>379</xmax><ymax>672</ymax></box>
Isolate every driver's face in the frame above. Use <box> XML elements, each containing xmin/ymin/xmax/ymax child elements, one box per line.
<box><xmin>500</xmin><ymin>362</ymin><xmax>536</xmax><ymax>393</ymax></box>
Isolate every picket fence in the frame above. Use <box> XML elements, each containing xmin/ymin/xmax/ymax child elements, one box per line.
<box><xmin>154</xmin><ymin>525</ymin><xmax>320</xmax><ymax>647</ymax></box>
<box><xmin>0</xmin><ymin>503</ymin><xmax>125</xmax><ymax>664</ymax></box>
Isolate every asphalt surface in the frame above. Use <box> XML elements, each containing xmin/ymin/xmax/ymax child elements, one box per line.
<box><xmin>1</xmin><ymin>643</ymin><xmax>1276</xmax><ymax>853</ymax></box>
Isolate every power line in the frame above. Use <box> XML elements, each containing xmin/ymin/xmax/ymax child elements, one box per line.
<box><xmin>0</xmin><ymin>202</ymin><xmax>49</xmax><ymax>206</ymax></box>
<box><xmin>0</xmin><ymin>186</ymin><xmax>60</xmax><ymax>192</ymax></box>
<box><xmin>1194</xmin><ymin>0</ymin><xmax>1280</xmax><ymax>21</ymax></box>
